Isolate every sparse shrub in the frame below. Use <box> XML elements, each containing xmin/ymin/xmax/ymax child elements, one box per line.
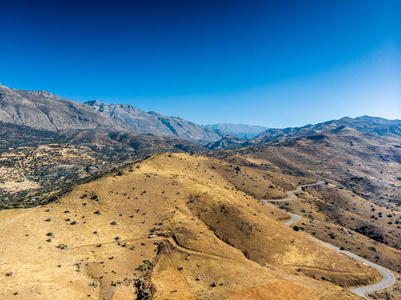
<box><xmin>368</xmin><ymin>246</ymin><xmax>376</xmax><ymax>252</ymax></box>
<box><xmin>46</xmin><ymin>232</ymin><xmax>53</xmax><ymax>236</ymax></box>
<box><xmin>293</xmin><ymin>226</ymin><xmax>300</xmax><ymax>231</ymax></box>
<box><xmin>136</xmin><ymin>260</ymin><xmax>153</xmax><ymax>271</ymax></box>
<box><xmin>91</xmin><ymin>195</ymin><xmax>98</xmax><ymax>200</ymax></box>
<box><xmin>56</xmin><ymin>244</ymin><xmax>68</xmax><ymax>250</ymax></box>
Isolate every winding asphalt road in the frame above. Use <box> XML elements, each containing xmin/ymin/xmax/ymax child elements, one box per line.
<box><xmin>263</xmin><ymin>181</ymin><xmax>396</xmax><ymax>299</ymax></box>
<box><xmin>262</xmin><ymin>181</ymin><xmax>325</xmax><ymax>203</ymax></box>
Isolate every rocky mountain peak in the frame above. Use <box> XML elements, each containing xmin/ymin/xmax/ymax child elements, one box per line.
<box><xmin>86</xmin><ymin>100</ymin><xmax>225</xmax><ymax>143</ymax></box>
<box><xmin>0</xmin><ymin>84</ymin><xmax>130</xmax><ymax>132</ymax></box>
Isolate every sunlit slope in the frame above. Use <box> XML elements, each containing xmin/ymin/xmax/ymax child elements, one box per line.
<box><xmin>0</xmin><ymin>153</ymin><xmax>380</xmax><ymax>299</ymax></box>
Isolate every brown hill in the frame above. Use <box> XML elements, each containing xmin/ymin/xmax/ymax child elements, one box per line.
<box><xmin>0</xmin><ymin>125</ymin><xmax>204</xmax><ymax>209</ymax></box>
<box><xmin>0</xmin><ymin>153</ymin><xmax>380</xmax><ymax>299</ymax></box>
<box><xmin>214</xmin><ymin>127</ymin><xmax>401</xmax><ymax>277</ymax></box>
<box><xmin>205</xmin><ymin>134</ymin><xmax>244</xmax><ymax>150</ymax></box>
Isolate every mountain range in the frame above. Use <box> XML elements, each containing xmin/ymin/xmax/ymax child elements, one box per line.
<box><xmin>0</xmin><ymin>85</ymin><xmax>128</xmax><ymax>132</ymax></box>
<box><xmin>0</xmin><ymin>84</ymin><xmax>227</xmax><ymax>143</ymax></box>
<box><xmin>205</xmin><ymin>123</ymin><xmax>268</xmax><ymax>139</ymax></box>
<box><xmin>2</xmin><ymin>84</ymin><xmax>401</xmax><ymax>149</ymax></box>
<box><xmin>1</xmin><ymin>84</ymin><xmax>401</xmax><ymax>299</ymax></box>
<box><xmin>253</xmin><ymin>115</ymin><xmax>401</xmax><ymax>144</ymax></box>
<box><xmin>85</xmin><ymin>100</ymin><xmax>225</xmax><ymax>143</ymax></box>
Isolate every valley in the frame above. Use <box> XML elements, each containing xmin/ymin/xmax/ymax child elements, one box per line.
<box><xmin>263</xmin><ymin>182</ymin><xmax>396</xmax><ymax>299</ymax></box>
<box><xmin>0</xmin><ymin>85</ymin><xmax>400</xmax><ymax>299</ymax></box>
<box><xmin>2</xmin><ymin>0</ymin><xmax>399</xmax><ymax>298</ymax></box>
<box><xmin>0</xmin><ymin>153</ymin><xmax>385</xmax><ymax>299</ymax></box>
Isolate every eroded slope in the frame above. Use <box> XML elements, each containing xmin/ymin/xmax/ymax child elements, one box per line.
<box><xmin>0</xmin><ymin>153</ymin><xmax>380</xmax><ymax>299</ymax></box>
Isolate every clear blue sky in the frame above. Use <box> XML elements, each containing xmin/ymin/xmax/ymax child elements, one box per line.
<box><xmin>1</xmin><ymin>0</ymin><xmax>400</xmax><ymax>128</ymax></box>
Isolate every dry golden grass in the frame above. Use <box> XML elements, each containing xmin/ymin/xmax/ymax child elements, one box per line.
<box><xmin>277</xmin><ymin>184</ymin><xmax>401</xmax><ymax>274</ymax></box>
<box><xmin>0</xmin><ymin>153</ymin><xmax>381</xmax><ymax>299</ymax></box>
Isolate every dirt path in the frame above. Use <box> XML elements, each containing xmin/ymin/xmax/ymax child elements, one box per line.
<box><xmin>263</xmin><ymin>181</ymin><xmax>396</xmax><ymax>299</ymax></box>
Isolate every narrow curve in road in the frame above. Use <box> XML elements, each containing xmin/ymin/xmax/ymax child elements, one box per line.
<box><xmin>263</xmin><ymin>181</ymin><xmax>396</xmax><ymax>299</ymax></box>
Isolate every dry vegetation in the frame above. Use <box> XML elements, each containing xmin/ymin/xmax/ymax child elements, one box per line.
<box><xmin>207</xmin><ymin>127</ymin><xmax>401</xmax><ymax>298</ymax></box>
<box><xmin>0</xmin><ymin>153</ymin><xmax>381</xmax><ymax>299</ymax></box>
<box><xmin>0</xmin><ymin>125</ymin><xmax>203</xmax><ymax>209</ymax></box>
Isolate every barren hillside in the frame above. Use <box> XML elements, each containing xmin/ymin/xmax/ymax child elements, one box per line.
<box><xmin>0</xmin><ymin>153</ymin><xmax>380</xmax><ymax>299</ymax></box>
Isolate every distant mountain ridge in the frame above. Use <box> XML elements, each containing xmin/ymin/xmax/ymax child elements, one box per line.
<box><xmin>205</xmin><ymin>123</ymin><xmax>268</xmax><ymax>139</ymax></box>
<box><xmin>206</xmin><ymin>134</ymin><xmax>244</xmax><ymax>150</ymax></box>
<box><xmin>85</xmin><ymin>100</ymin><xmax>226</xmax><ymax>143</ymax></box>
<box><xmin>0</xmin><ymin>85</ymin><xmax>129</xmax><ymax>132</ymax></box>
<box><xmin>253</xmin><ymin>116</ymin><xmax>401</xmax><ymax>144</ymax></box>
<box><xmin>0</xmin><ymin>84</ymin><xmax>226</xmax><ymax>143</ymax></box>
<box><xmin>1</xmin><ymin>84</ymin><xmax>400</xmax><ymax>149</ymax></box>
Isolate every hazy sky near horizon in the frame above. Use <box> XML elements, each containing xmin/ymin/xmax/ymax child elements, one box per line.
<box><xmin>1</xmin><ymin>0</ymin><xmax>400</xmax><ymax>128</ymax></box>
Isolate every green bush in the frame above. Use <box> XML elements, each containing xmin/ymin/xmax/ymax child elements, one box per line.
<box><xmin>136</xmin><ymin>260</ymin><xmax>153</xmax><ymax>271</ymax></box>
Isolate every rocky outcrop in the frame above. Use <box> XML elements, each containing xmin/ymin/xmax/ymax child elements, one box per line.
<box><xmin>86</xmin><ymin>100</ymin><xmax>225</xmax><ymax>143</ymax></box>
<box><xmin>0</xmin><ymin>85</ymin><xmax>129</xmax><ymax>132</ymax></box>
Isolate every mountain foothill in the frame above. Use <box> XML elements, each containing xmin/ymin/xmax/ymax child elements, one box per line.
<box><xmin>0</xmin><ymin>84</ymin><xmax>400</xmax><ymax>299</ymax></box>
